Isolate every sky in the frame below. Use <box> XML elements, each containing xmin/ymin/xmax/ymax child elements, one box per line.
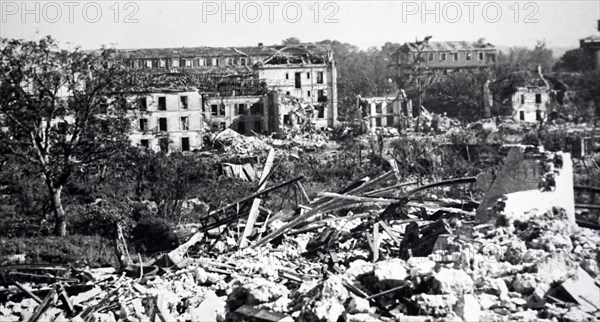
<box><xmin>1</xmin><ymin>0</ymin><xmax>599</xmax><ymax>51</ymax></box>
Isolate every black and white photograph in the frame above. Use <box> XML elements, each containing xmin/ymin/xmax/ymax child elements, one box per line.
<box><xmin>1</xmin><ymin>0</ymin><xmax>599</xmax><ymax>321</ymax></box>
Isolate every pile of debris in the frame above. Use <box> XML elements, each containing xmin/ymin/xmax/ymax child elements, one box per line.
<box><xmin>210</xmin><ymin>128</ymin><xmax>271</xmax><ymax>157</ymax></box>
<box><xmin>1</xmin><ymin>147</ymin><xmax>599</xmax><ymax>322</ymax></box>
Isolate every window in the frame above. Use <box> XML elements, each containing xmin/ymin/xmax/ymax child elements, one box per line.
<box><xmin>180</xmin><ymin>117</ymin><xmax>189</xmax><ymax>131</ymax></box>
<box><xmin>181</xmin><ymin>137</ymin><xmax>190</xmax><ymax>152</ymax></box>
<box><xmin>318</xmin><ymin>90</ymin><xmax>327</xmax><ymax>102</ymax></box>
<box><xmin>466</xmin><ymin>52</ymin><xmax>472</xmax><ymax>61</ymax></box>
<box><xmin>536</xmin><ymin>110</ymin><xmax>542</xmax><ymax>121</ymax></box>
<box><xmin>254</xmin><ymin>120</ymin><xmax>262</xmax><ymax>133</ymax></box>
<box><xmin>519</xmin><ymin>111</ymin><xmax>525</xmax><ymax>121</ymax></box>
<box><xmin>152</xmin><ymin>60</ymin><xmax>159</xmax><ymax>68</ymax></box>
<box><xmin>140</xmin><ymin>139</ymin><xmax>149</xmax><ymax>148</ymax></box>
<box><xmin>386</xmin><ymin>116</ymin><xmax>394</xmax><ymax>127</ymax></box>
<box><xmin>285</xmin><ymin>73</ymin><xmax>289</xmax><ymax>80</ymax></box>
<box><xmin>478</xmin><ymin>52</ymin><xmax>484</xmax><ymax>60</ymax></box>
<box><xmin>488</xmin><ymin>54</ymin><xmax>496</xmax><ymax>63</ymax></box>
<box><xmin>172</xmin><ymin>59</ymin><xmax>179</xmax><ymax>68</ymax></box>
<box><xmin>139</xmin><ymin>118</ymin><xmax>148</xmax><ymax>132</ymax></box>
<box><xmin>139</xmin><ymin>97</ymin><xmax>147</xmax><ymax>110</ymax></box>
<box><xmin>316</xmin><ymin>105</ymin><xmax>325</xmax><ymax>119</ymax></box>
<box><xmin>283</xmin><ymin>114</ymin><xmax>291</xmax><ymax>125</ymax></box>
<box><xmin>180</xmin><ymin>96</ymin><xmax>188</xmax><ymax>109</ymax></box>
<box><xmin>375</xmin><ymin>103</ymin><xmax>383</xmax><ymax>114</ymax></box>
<box><xmin>452</xmin><ymin>53</ymin><xmax>459</xmax><ymax>61</ymax></box>
<box><xmin>219</xmin><ymin>104</ymin><xmax>225</xmax><ymax>116</ymax></box>
<box><xmin>520</xmin><ymin>94</ymin><xmax>525</xmax><ymax>104</ymax></box>
<box><xmin>250</xmin><ymin>103</ymin><xmax>263</xmax><ymax>115</ymax></box>
<box><xmin>211</xmin><ymin>104</ymin><xmax>218</xmax><ymax>116</ymax></box>
<box><xmin>159</xmin><ymin>117</ymin><xmax>168</xmax><ymax>131</ymax></box>
<box><xmin>441</xmin><ymin>53</ymin><xmax>447</xmax><ymax>61</ymax></box>
<box><xmin>159</xmin><ymin>138</ymin><xmax>169</xmax><ymax>153</ymax></box>
<box><xmin>535</xmin><ymin>94</ymin><xmax>542</xmax><ymax>104</ymax></box>
<box><xmin>240</xmin><ymin>58</ymin><xmax>246</xmax><ymax>65</ymax></box>
<box><xmin>428</xmin><ymin>53</ymin><xmax>434</xmax><ymax>61</ymax></box>
<box><xmin>286</xmin><ymin>91</ymin><xmax>290</xmax><ymax>96</ymax></box>
<box><xmin>386</xmin><ymin>103</ymin><xmax>394</xmax><ymax>114</ymax></box>
<box><xmin>316</xmin><ymin>71</ymin><xmax>324</xmax><ymax>84</ymax></box>
<box><xmin>295</xmin><ymin>72</ymin><xmax>302</xmax><ymax>89</ymax></box>
<box><xmin>237</xmin><ymin>104</ymin><xmax>246</xmax><ymax>115</ymax></box>
<box><xmin>307</xmin><ymin>90</ymin><xmax>311</xmax><ymax>97</ymax></box>
<box><xmin>376</xmin><ymin>117</ymin><xmax>382</xmax><ymax>127</ymax></box>
<box><xmin>307</xmin><ymin>72</ymin><xmax>311</xmax><ymax>79</ymax></box>
<box><xmin>158</xmin><ymin>97</ymin><xmax>166</xmax><ymax>110</ymax></box>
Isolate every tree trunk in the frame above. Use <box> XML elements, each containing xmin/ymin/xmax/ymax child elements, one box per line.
<box><xmin>47</xmin><ymin>183</ymin><xmax>66</xmax><ymax>237</ymax></box>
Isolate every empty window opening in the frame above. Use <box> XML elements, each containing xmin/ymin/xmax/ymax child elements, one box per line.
<box><xmin>211</xmin><ymin>104</ymin><xmax>218</xmax><ymax>116</ymax></box>
<box><xmin>283</xmin><ymin>114</ymin><xmax>291</xmax><ymax>125</ymax></box>
<box><xmin>536</xmin><ymin>110</ymin><xmax>542</xmax><ymax>121</ymax></box>
<box><xmin>139</xmin><ymin>118</ymin><xmax>148</xmax><ymax>132</ymax></box>
<box><xmin>180</xmin><ymin>96</ymin><xmax>188</xmax><ymax>109</ymax></box>
<box><xmin>159</xmin><ymin>117</ymin><xmax>168</xmax><ymax>131</ymax></box>
<box><xmin>478</xmin><ymin>52</ymin><xmax>484</xmax><ymax>60</ymax></box>
<box><xmin>295</xmin><ymin>72</ymin><xmax>302</xmax><ymax>89</ymax></box>
<box><xmin>139</xmin><ymin>97</ymin><xmax>147</xmax><ymax>110</ymax></box>
<box><xmin>466</xmin><ymin>52</ymin><xmax>472</xmax><ymax>61</ymax></box>
<box><xmin>317</xmin><ymin>71</ymin><xmax>324</xmax><ymax>84</ymax></box>
<box><xmin>158</xmin><ymin>96</ymin><xmax>166</xmax><ymax>110</ymax></box>
<box><xmin>428</xmin><ymin>53</ymin><xmax>434</xmax><ymax>61</ymax></box>
<box><xmin>521</xmin><ymin>94</ymin><xmax>525</xmax><ymax>104</ymax></box>
<box><xmin>307</xmin><ymin>72</ymin><xmax>310</xmax><ymax>79</ymax></box>
<box><xmin>386</xmin><ymin>116</ymin><xmax>394</xmax><ymax>127</ymax></box>
<box><xmin>159</xmin><ymin>138</ymin><xmax>169</xmax><ymax>153</ymax></box>
<box><xmin>316</xmin><ymin>106</ymin><xmax>325</xmax><ymax>119</ymax></box>
<box><xmin>180</xmin><ymin>117</ymin><xmax>189</xmax><ymax>131</ymax></box>
<box><xmin>140</xmin><ymin>139</ymin><xmax>149</xmax><ymax>148</ymax></box>
<box><xmin>237</xmin><ymin>104</ymin><xmax>246</xmax><ymax>115</ymax></box>
<box><xmin>519</xmin><ymin>111</ymin><xmax>525</xmax><ymax>121</ymax></box>
<box><xmin>535</xmin><ymin>94</ymin><xmax>542</xmax><ymax>104</ymax></box>
<box><xmin>441</xmin><ymin>53</ymin><xmax>447</xmax><ymax>61</ymax></box>
<box><xmin>181</xmin><ymin>137</ymin><xmax>190</xmax><ymax>152</ymax></box>
<box><xmin>237</xmin><ymin>121</ymin><xmax>246</xmax><ymax>134</ymax></box>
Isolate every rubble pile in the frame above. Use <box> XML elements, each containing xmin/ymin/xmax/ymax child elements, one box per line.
<box><xmin>211</xmin><ymin>128</ymin><xmax>271</xmax><ymax>157</ymax></box>
<box><xmin>1</xmin><ymin>148</ymin><xmax>599</xmax><ymax>322</ymax></box>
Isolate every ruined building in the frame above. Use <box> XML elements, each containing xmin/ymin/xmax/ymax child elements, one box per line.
<box><xmin>121</xmin><ymin>43</ymin><xmax>337</xmax><ymax>152</ymax></box>
<box><xmin>391</xmin><ymin>40</ymin><xmax>497</xmax><ymax>75</ymax></box>
<box><xmin>489</xmin><ymin>67</ymin><xmax>567</xmax><ymax>123</ymax></box>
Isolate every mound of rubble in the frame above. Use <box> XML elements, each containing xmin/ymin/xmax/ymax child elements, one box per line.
<box><xmin>1</xmin><ymin>147</ymin><xmax>599</xmax><ymax>322</ymax></box>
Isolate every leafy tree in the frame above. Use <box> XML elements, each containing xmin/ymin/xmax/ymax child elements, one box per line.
<box><xmin>282</xmin><ymin>37</ymin><xmax>301</xmax><ymax>45</ymax></box>
<box><xmin>554</xmin><ymin>48</ymin><xmax>594</xmax><ymax>72</ymax></box>
<box><xmin>0</xmin><ymin>36</ymin><xmax>133</xmax><ymax>236</ymax></box>
<box><xmin>423</xmin><ymin>70</ymin><xmax>492</xmax><ymax>123</ymax></box>
<box><xmin>495</xmin><ymin>40</ymin><xmax>555</xmax><ymax>78</ymax></box>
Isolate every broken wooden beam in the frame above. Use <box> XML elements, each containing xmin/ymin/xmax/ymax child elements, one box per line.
<box><xmin>239</xmin><ymin>148</ymin><xmax>275</xmax><ymax>248</ymax></box>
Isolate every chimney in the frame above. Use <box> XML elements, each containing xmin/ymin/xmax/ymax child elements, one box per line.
<box><xmin>258</xmin><ymin>42</ymin><xmax>263</xmax><ymax>48</ymax></box>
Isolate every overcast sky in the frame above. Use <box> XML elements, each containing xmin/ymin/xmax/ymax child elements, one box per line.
<box><xmin>1</xmin><ymin>1</ymin><xmax>599</xmax><ymax>51</ymax></box>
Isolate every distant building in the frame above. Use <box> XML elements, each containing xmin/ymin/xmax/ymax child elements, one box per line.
<box><xmin>391</xmin><ymin>40</ymin><xmax>497</xmax><ymax>74</ymax></box>
<box><xmin>129</xmin><ymin>89</ymin><xmax>204</xmax><ymax>153</ymax></box>
<box><xmin>358</xmin><ymin>91</ymin><xmax>413</xmax><ymax>133</ymax></box>
<box><xmin>490</xmin><ymin>67</ymin><xmax>567</xmax><ymax>123</ymax></box>
<box><xmin>120</xmin><ymin>43</ymin><xmax>338</xmax><ymax>152</ymax></box>
<box><xmin>579</xmin><ymin>20</ymin><xmax>600</xmax><ymax>72</ymax></box>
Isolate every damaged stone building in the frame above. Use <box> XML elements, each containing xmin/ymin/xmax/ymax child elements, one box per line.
<box><xmin>121</xmin><ymin>43</ymin><xmax>337</xmax><ymax>152</ymax></box>
<box><xmin>490</xmin><ymin>67</ymin><xmax>567</xmax><ymax>123</ymax></box>
<box><xmin>357</xmin><ymin>92</ymin><xmax>413</xmax><ymax>132</ymax></box>
<box><xmin>391</xmin><ymin>40</ymin><xmax>497</xmax><ymax>74</ymax></box>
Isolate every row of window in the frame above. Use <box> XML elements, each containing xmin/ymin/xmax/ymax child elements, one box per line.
<box><xmin>209</xmin><ymin>102</ymin><xmax>264</xmax><ymax>117</ymax></box>
<box><xmin>284</xmin><ymin>71</ymin><xmax>325</xmax><ymax>87</ymax></box>
<box><xmin>140</xmin><ymin>137</ymin><xmax>191</xmax><ymax>152</ymax></box>
<box><xmin>129</xmin><ymin>56</ymin><xmax>253</xmax><ymax>69</ymax></box>
<box><xmin>284</xmin><ymin>89</ymin><xmax>328</xmax><ymax>102</ymax></box>
<box><xmin>139</xmin><ymin>96</ymin><xmax>189</xmax><ymax>111</ymax></box>
<box><xmin>518</xmin><ymin>110</ymin><xmax>543</xmax><ymax>121</ymax></box>
<box><xmin>520</xmin><ymin>93</ymin><xmax>543</xmax><ymax>104</ymax></box>
<box><xmin>139</xmin><ymin>116</ymin><xmax>193</xmax><ymax>132</ymax></box>
<box><xmin>418</xmin><ymin>51</ymin><xmax>495</xmax><ymax>63</ymax></box>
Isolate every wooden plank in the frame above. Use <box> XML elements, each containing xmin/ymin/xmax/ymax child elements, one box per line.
<box><xmin>239</xmin><ymin>148</ymin><xmax>275</xmax><ymax>248</ymax></box>
<box><xmin>296</xmin><ymin>181</ymin><xmax>311</xmax><ymax>203</ymax></box>
<box><xmin>15</xmin><ymin>281</ymin><xmax>43</xmax><ymax>304</ymax></box>
<box><xmin>167</xmin><ymin>232</ymin><xmax>203</xmax><ymax>268</ymax></box>
<box><xmin>27</xmin><ymin>289</ymin><xmax>55</xmax><ymax>322</ymax></box>
<box><xmin>253</xmin><ymin>171</ymin><xmax>396</xmax><ymax>248</ymax></box>
<box><xmin>373</xmin><ymin>222</ymin><xmax>380</xmax><ymax>262</ymax></box>
<box><xmin>379</xmin><ymin>221</ymin><xmax>401</xmax><ymax>245</ymax></box>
